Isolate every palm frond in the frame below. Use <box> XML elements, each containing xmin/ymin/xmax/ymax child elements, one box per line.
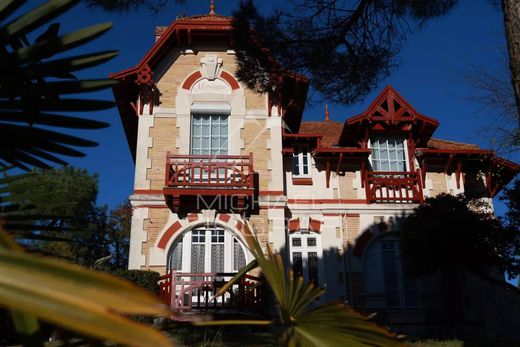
<box><xmin>212</xmin><ymin>223</ymin><xmax>404</xmax><ymax>347</ymax></box>
<box><xmin>0</xmin><ymin>0</ymin><xmax>117</xmax><ymax>170</ymax></box>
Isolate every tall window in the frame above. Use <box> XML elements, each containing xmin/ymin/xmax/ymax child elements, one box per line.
<box><xmin>381</xmin><ymin>239</ymin><xmax>418</xmax><ymax>307</ymax></box>
<box><xmin>289</xmin><ymin>232</ymin><xmax>321</xmax><ymax>284</ymax></box>
<box><xmin>363</xmin><ymin>233</ymin><xmax>419</xmax><ymax>308</ymax></box>
<box><xmin>370</xmin><ymin>136</ymin><xmax>407</xmax><ymax>171</ymax></box>
<box><xmin>167</xmin><ymin>227</ymin><xmax>247</xmax><ymax>273</ymax></box>
<box><xmin>292</xmin><ymin>145</ymin><xmax>311</xmax><ymax>176</ymax></box>
<box><xmin>191</xmin><ymin>114</ymin><xmax>228</xmax><ymax>156</ymax></box>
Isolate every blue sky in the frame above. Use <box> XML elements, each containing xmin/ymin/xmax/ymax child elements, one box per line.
<box><xmin>50</xmin><ymin>0</ymin><xmax>515</xmax><ymax>214</ymax></box>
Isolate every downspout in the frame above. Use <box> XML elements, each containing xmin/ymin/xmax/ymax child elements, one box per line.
<box><xmin>342</xmin><ymin>213</ymin><xmax>354</xmax><ymax>305</ymax></box>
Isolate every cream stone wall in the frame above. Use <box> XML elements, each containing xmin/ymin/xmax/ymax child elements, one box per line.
<box><xmin>141</xmin><ymin>208</ymin><xmax>170</xmax><ymax>269</ymax></box>
<box><xmin>249</xmin><ymin>209</ymin><xmax>271</xmax><ymax>247</ymax></box>
<box><xmin>242</xmin><ymin>119</ymin><xmax>271</xmax><ymax>191</ymax></box>
<box><xmin>425</xmin><ymin>172</ymin><xmax>448</xmax><ymax>197</ymax></box>
<box><xmin>338</xmin><ymin>171</ymin><xmax>363</xmax><ymax>200</ymax></box>
<box><xmin>146</xmin><ymin>117</ymin><xmax>178</xmax><ymax>190</ymax></box>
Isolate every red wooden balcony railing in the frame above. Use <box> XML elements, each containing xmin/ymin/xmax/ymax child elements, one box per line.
<box><xmin>164</xmin><ymin>152</ymin><xmax>254</xmax><ymax>190</ymax></box>
<box><xmin>365</xmin><ymin>170</ymin><xmax>423</xmax><ymax>203</ymax></box>
<box><xmin>158</xmin><ymin>271</ymin><xmax>263</xmax><ymax>312</ymax></box>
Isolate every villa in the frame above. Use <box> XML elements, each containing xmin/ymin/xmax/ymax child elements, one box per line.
<box><xmin>111</xmin><ymin>4</ymin><xmax>520</xmax><ymax>337</ymax></box>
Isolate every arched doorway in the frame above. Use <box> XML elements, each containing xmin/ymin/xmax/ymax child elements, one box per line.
<box><xmin>362</xmin><ymin>232</ymin><xmax>419</xmax><ymax>308</ymax></box>
<box><xmin>167</xmin><ymin>225</ymin><xmax>248</xmax><ymax>274</ymax></box>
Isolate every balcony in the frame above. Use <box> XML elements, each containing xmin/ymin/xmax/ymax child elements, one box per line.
<box><xmin>158</xmin><ymin>271</ymin><xmax>263</xmax><ymax>312</ymax></box>
<box><xmin>365</xmin><ymin>170</ymin><xmax>423</xmax><ymax>203</ymax></box>
<box><xmin>163</xmin><ymin>152</ymin><xmax>255</xmax><ymax>212</ymax></box>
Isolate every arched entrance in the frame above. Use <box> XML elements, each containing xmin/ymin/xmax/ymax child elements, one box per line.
<box><xmin>362</xmin><ymin>232</ymin><xmax>419</xmax><ymax>309</ymax></box>
<box><xmin>167</xmin><ymin>224</ymin><xmax>249</xmax><ymax>274</ymax></box>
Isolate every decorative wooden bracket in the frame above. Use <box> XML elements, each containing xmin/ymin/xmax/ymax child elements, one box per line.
<box><xmin>420</xmin><ymin>158</ymin><xmax>427</xmax><ymax>188</ymax></box>
<box><xmin>360</xmin><ymin>160</ymin><xmax>366</xmax><ymax>188</ymax></box>
<box><xmin>455</xmin><ymin>161</ymin><xmax>462</xmax><ymax>189</ymax></box>
<box><xmin>325</xmin><ymin>159</ymin><xmax>331</xmax><ymax>188</ymax></box>
<box><xmin>136</xmin><ymin>64</ymin><xmax>155</xmax><ymax>115</ymax></box>
<box><xmin>444</xmin><ymin>154</ymin><xmax>454</xmax><ymax>174</ymax></box>
<box><xmin>336</xmin><ymin>153</ymin><xmax>344</xmax><ymax>174</ymax></box>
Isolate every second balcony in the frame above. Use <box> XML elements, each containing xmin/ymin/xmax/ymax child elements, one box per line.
<box><xmin>163</xmin><ymin>152</ymin><xmax>255</xmax><ymax>212</ymax></box>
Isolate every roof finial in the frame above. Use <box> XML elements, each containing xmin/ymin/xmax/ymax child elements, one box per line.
<box><xmin>209</xmin><ymin>0</ymin><xmax>216</xmax><ymax>15</ymax></box>
<box><xmin>324</xmin><ymin>103</ymin><xmax>330</xmax><ymax>121</ymax></box>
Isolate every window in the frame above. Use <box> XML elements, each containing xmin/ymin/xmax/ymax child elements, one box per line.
<box><xmin>362</xmin><ymin>234</ymin><xmax>419</xmax><ymax>308</ymax></box>
<box><xmin>167</xmin><ymin>227</ymin><xmax>247</xmax><ymax>274</ymax></box>
<box><xmin>292</xmin><ymin>145</ymin><xmax>311</xmax><ymax>176</ymax></box>
<box><xmin>191</xmin><ymin>114</ymin><xmax>228</xmax><ymax>156</ymax></box>
<box><xmin>370</xmin><ymin>136</ymin><xmax>407</xmax><ymax>172</ymax></box>
<box><xmin>381</xmin><ymin>239</ymin><xmax>418</xmax><ymax>307</ymax></box>
<box><xmin>289</xmin><ymin>232</ymin><xmax>322</xmax><ymax>285</ymax></box>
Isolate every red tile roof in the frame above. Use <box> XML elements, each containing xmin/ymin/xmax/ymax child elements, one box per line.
<box><xmin>426</xmin><ymin>138</ymin><xmax>480</xmax><ymax>150</ymax></box>
<box><xmin>299</xmin><ymin>121</ymin><xmax>481</xmax><ymax>150</ymax></box>
<box><xmin>155</xmin><ymin>15</ymin><xmax>232</xmax><ymax>35</ymax></box>
<box><xmin>299</xmin><ymin>121</ymin><xmax>343</xmax><ymax>147</ymax></box>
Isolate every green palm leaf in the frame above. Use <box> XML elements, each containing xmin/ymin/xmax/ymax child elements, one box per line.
<box><xmin>8</xmin><ymin>22</ymin><xmax>112</xmax><ymax>64</ymax></box>
<box><xmin>0</xmin><ymin>112</ymin><xmax>109</xmax><ymax>129</ymax></box>
<box><xmin>0</xmin><ymin>241</ymin><xmax>173</xmax><ymax>347</ymax></box>
<box><xmin>213</xmin><ymin>225</ymin><xmax>403</xmax><ymax>347</ymax></box>
<box><xmin>0</xmin><ymin>0</ymin><xmax>77</xmax><ymax>42</ymax></box>
<box><xmin>20</xmin><ymin>50</ymin><xmax>118</xmax><ymax>78</ymax></box>
<box><xmin>0</xmin><ymin>0</ymin><xmax>28</xmax><ymax>23</ymax></box>
<box><xmin>0</xmin><ymin>0</ymin><xmax>117</xmax><ymax>170</ymax></box>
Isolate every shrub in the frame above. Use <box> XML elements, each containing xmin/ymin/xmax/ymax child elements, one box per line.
<box><xmin>112</xmin><ymin>270</ymin><xmax>161</xmax><ymax>295</ymax></box>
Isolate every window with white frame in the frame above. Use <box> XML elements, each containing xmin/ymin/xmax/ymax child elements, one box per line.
<box><xmin>167</xmin><ymin>227</ymin><xmax>247</xmax><ymax>274</ymax></box>
<box><xmin>191</xmin><ymin>114</ymin><xmax>228</xmax><ymax>156</ymax></box>
<box><xmin>292</xmin><ymin>145</ymin><xmax>311</xmax><ymax>177</ymax></box>
<box><xmin>289</xmin><ymin>232</ymin><xmax>322</xmax><ymax>285</ymax></box>
<box><xmin>370</xmin><ymin>136</ymin><xmax>407</xmax><ymax>172</ymax></box>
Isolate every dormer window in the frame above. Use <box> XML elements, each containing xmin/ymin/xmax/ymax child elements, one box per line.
<box><xmin>292</xmin><ymin>144</ymin><xmax>311</xmax><ymax>177</ymax></box>
<box><xmin>370</xmin><ymin>136</ymin><xmax>407</xmax><ymax>172</ymax></box>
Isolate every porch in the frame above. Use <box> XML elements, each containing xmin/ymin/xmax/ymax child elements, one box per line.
<box><xmin>158</xmin><ymin>271</ymin><xmax>264</xmax><ymax>313</ymax></box>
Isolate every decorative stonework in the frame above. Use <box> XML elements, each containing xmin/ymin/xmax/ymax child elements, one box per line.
<box><xmin>191</xmin><ymin>78</ymin><xmax>231</xmax><ymax>94</ymax></box>
<box><xmin>200</xmin><ymin>54</ymin><xmax>223</xmax><ymax>80</ymax></box>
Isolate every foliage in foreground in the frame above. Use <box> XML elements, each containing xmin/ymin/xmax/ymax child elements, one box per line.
<box><xmin>0</xmin><ymin>0</ymin><xmax>173</xmax><ymax>345</ymax></box>
<box><xmin>212</xmin><ymin>225</ymin><xmax>404</xmax><ymax>347</ymax></box>
<box><xmin>113</xmin><ymin>269</ymin><xmax>161</xmax><ymax>295</ymax></box>
<box><xmin>399</xmin><ymin>193</ymin><xmax>520</xmax><ymax>279</ymax></box>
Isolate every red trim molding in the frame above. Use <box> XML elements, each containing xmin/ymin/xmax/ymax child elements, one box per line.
<box><xmin>288</xmin><ymin>219</ymin><xmax>300</xmax><ymax>232</ymax></box>
<box><xmin>218</xmin><ymin>214</ymin><xmax>231</xmax><ymax>223</ymax></box>
<box><xmin>187</xmin><ymin>213</ymin><xmax>199</xmax><ymax>222</ymax></box>
<box><xmin>258</xmin><ymin>190</ymin><xmax>285</xmax><ymax>196</ymax></box>
<box><xmin>133</xmin><ymin>205</ymin><xmax>168</xmax><ymax>209</ymax></box>
<box><xmin>292</xmin><ymin>177</ymin><xmax>313</xmax><ymax>185</ymax></box>
<box><xmin>288</xmin><ymin>198</ymin><xmax>367</xmax><ymax>204</ymax></box>
<box><xmin>157</xmin><ymin>221</ymin><xmax>182</xmax><ymax>249</ymax></box>
<box><xmin>309</xmin><ymin>218</ymin><xmax>323</xmax><ymax>233</ymax></box>
<box><xmin>346</xmin><ymin>213</ymin><xmax>360</xmax><ymax>218</ymax></box>
<box><xmin>133</xmin><ymin>189</ymin><xmax>163</xmax><ymax>195</ymax></box>
<box><xmin>181</xmin><ymin>71</ymin><xmax>202</xmax><ymax>90</ymax></box>
<box><xmin>220</xmin><ymin>71</ymin><xmax>240</xmax><ymax>90</ymax></box>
